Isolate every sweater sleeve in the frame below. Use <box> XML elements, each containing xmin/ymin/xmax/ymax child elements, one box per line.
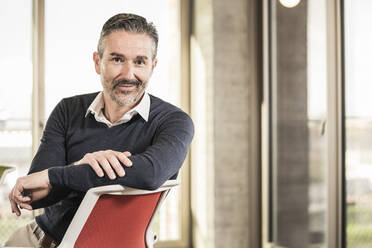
<box><xmin>29</xmin><ymin>99</ymin><xmax>72</xmax><ymax>209</ymax></box>
<box><xmin>48</xmin><ymin>111</ymin><xmax>194</xmax><ymax>192</ymax></box>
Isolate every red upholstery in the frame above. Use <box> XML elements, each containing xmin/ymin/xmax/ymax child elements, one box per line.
<box><xmin>74</xmin><ymin>192</ymin><xmax>162</xmax><ymax>248</ymax></box>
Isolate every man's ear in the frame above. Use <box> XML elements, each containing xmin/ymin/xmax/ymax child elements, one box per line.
<box><xmin>93</xmin><ymin>52</ymin><xmax>101</xmax><ymax>74</ymax></box>
<box><xmin>151</xmin><ymin>58</ymin><xmax>158</xmax><ymax>72</ymax></box>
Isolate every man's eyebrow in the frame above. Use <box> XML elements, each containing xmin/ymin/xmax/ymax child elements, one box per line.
<box><xmin>109</xmin><ymin>53</ymin><xmax>149</xmax><ymax>61</ymax></box>
<box><xmin>136</xmin><ymin>55</ymin><xmax>149</xmax><ymax>61</ymax></box>
<box><xmin>110</xmin><ymin>52</ymin><xmax>124</xmax><ymax>57</ymax></box>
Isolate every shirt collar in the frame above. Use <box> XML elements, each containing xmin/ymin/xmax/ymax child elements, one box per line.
<box><xmin>134</xmin><ymin>92</ymin><xmax>150</xmax><ymax>121</ymax></box>
<box><xmin>85</xmin><ymin>92</ymin><xmax>150</xmax><ymax>126</ymax></box>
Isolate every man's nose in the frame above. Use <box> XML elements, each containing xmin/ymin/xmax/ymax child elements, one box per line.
<box><xmin>120</xmin><ymin>62</ymin><xmax>136</xmax><ymax>80</ymax></box>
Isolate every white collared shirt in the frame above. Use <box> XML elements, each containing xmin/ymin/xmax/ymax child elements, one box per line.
<box><xmin>85</xmin><ymin>92</ymin><xmax>150</xmax><ymax>127</ymax></box>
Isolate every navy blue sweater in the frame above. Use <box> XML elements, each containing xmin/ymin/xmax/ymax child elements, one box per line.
<box><xmin>28</xmin><ymin>92</ymin><xmax>194</xmax><ymax>244</ymax></box>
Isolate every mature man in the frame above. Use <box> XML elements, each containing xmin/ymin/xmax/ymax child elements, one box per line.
<box><xmin>5</xmin><ymin>13</ymin><xmax>194</xmax><ymax>247</ymax></box>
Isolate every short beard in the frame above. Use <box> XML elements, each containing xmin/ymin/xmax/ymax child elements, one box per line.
<box><xmin>109</xmin><ymin>79</ymin><xmax>144</xmax><ymax>106</ymax></box>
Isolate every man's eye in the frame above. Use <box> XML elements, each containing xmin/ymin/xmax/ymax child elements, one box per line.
<box><xmin>112</xmin><ymin>57</ymin><xmax>122</xmax><ymax>62</ymax></box>
<box><xmin>135</xmin><ymin>60</ymin><xmax>145</xmax><ymax>65</ymax></box>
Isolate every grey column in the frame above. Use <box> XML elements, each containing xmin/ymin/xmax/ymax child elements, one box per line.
<box><xmin>274</xmin><ymin>1</ymin><xmax>309</xmax><ymax>247</ymax></box>
<box><xmin>191</xmin><ymin>0</ymin><xmax>261</xmax><ymax>247</ymax></box>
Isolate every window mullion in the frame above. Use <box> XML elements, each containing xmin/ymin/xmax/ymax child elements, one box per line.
<box><xmin>32</xmin><ymin>0</ymin><xmax>45</xmax><ymax>157</ymax></box>
<box><xmin>326</xmin><ymin>0</ymin><xmax>344</xmax><ymax>247</ymax></box>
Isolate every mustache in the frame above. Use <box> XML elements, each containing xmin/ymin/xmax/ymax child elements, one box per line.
<box><xmin>113</xmin><ymin>79</ymin><xmax>142</xmax><ymax>89</ymax></box>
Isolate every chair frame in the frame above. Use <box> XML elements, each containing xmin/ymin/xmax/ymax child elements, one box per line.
<box><xmin>59</xmin><ymin>180</ymin><xmax>179</xmax><ymax>248</ymax></box>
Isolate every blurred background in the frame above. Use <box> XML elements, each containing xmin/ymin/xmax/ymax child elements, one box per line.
<box><xmin>0</xmin><ymin>0</ymin><xmax>371</xmax><ymax>247</ymax></box>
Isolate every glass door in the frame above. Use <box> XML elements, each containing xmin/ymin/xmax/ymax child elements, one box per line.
<box><xmin>264</xmin><ymin>0</ymin><xmax>372</xmax><ymax>247</ymax></box>
<box><xmin>264</xmin><ymin>0</ymin><xmax>329</xmax><ymax>247</ymax></box>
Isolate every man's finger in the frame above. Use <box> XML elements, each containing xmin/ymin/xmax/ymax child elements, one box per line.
<box><xmin>13</xmin><ymin>184</ymin><xmax>31</xmax><ymax>203</ymax></box>
<box><xmin>15</xmin><ymin>193</ymin><xmax>31</xmax><ymax>203</ymax></box>
<box><xmin>88</xmin><ymin>158</ymin><xmax>104</xmax><ymax>177</ymax></box>
<box><xmin>18</xmin><ymin>202</ymin><xmax>32</xmax><ymax>211</ymax></box>
<box><xmin>117</xmin><ymin>152</ymin><xmax>133</xmax><ymax>167</ymax></box>
<box><xmin>8</xmin><ymin>189</ymin><xmax>20</xmax><ymax>216</ymax></box>
<box><xmin>9</xmin><ymin>198</ymin><xmax>20</xmax><ymax>216</ymax></box>
<box><xmin>107</xmin><ymin>154</ymin><xmax>125</xmax><ymax>177</ymax></box>
<box><xmin>123</xmin><ymin>151</ymin><xmax>131</xmax><ymax>157</ymax></box>
<box><xmin>98</xmin><ymin>157</ymin><xmax>116</xmax><ymax>180</ymax></box>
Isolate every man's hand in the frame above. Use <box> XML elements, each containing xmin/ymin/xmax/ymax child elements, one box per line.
<box><xmin>74</xmin><ymin>150</ymin><xmax>132</xmax><ymax>180</ymax></box>
<box><xmin>9</xmin><ymin>169</ymin><xmax>51</xmax><ymax>216</ymax></box>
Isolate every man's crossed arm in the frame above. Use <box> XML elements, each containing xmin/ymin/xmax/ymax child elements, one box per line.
<box><xmin>9</xmin><ymin>149</ymin><xmax>134</xmax><ymax>216</ymax></box>
<box><xmin>8</xmin><ymin>99</ymin><xmax>194</xmax><ymax>216</ymax></box>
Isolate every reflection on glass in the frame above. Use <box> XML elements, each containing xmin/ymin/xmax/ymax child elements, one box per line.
<box><xmin>345</xmin><ymin>1</ymin><xmax>372</xmax><ymax>247</ymax></box>
<box><xmin>269</xmin><ymin>0</ymin><xmax>327</xmax><ymax>247</ymax></box>
<box><xmin>45</xmin><ymin>0</ymin><xmax>182</xmax><ymax>241</ymax></box>
<box><xmin>0</xmin><ymin>0</ymin><xmax>33</xmax><ymax>243</ymax></box>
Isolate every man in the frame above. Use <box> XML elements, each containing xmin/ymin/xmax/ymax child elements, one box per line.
<box><xmin>5</xmin><ymin>13</ymin><xmax>194</xmax><ymax>247</ymax></box>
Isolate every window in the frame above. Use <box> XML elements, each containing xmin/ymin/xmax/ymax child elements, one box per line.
<box><xmin>0</xmin><ymin>1</ymin><xmax>189</xmax><ymax>246</ymax></box>
<box><xmin>0</xmin><ymin>0</ymin><xmax>34</xmax><ymax>242</ymax></box>
<box><xmin>344</xmin><ymin>0</ymin><xmax>372</xmax><ymax>247</ymax></box>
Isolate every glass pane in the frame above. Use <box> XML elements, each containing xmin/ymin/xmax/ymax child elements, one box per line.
<box><xmin>345</xmin><ymin>1</ymin><xmax>372</xmax><ymax>247</ymax></box>
<box><xmin>0</xmin><ymin>0</ymin><xmax>33</xmax><ymax>243</ymax></box>
<box><xmin>45</xmin><ymin>0</ymin><xmax>182</xmax><ymax>241</ymax></box>
<box><xmin>269</xmin><ymin>0</ymin><xmax>328</xmax><ymax>247</ymax></box>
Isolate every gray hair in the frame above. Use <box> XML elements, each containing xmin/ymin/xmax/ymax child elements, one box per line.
<box><xmin>97</xmin><ymin>13</ymin><xmax>159</xmax><ymax>59</ymax></box>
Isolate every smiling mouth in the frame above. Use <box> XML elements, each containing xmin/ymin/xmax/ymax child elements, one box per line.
<box><xmin>117</xmin><ymin>84</ymin><xmax>137</xmax><ymax>91</ymax></box>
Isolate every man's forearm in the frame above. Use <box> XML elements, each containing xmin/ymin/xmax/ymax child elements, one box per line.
<box><xmin>48</xmin><ymin>111</ymin><xmax>194</xmax><ymax>192</ymax></box>
<box><xmin>48</xmin><ymin>153</ymin><xmax>181</xmax><ymax>192</ymax></box>
<box><xmin>30</xmin><ymin>185</ymin><xmax>72</xmax><ymax>209</ymax></box>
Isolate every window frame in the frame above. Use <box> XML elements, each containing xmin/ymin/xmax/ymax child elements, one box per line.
<box><xmin>261</xmin><ymin>0</ymin><xmax>344</xmax><ymax>247</ymax></box>
<box><xmin>326</xmin><ymin>0</ymin><xmax>344</xmax><ymax>247</ymax></box>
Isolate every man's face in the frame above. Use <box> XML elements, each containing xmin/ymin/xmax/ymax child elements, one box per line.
<box><xmin>93</xmin><ymin>31</ymin><xmax>157</xmax><ymax>107</ymax></box>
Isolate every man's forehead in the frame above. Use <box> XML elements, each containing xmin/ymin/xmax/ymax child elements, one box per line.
<box><xmin>106</xmin><ymin>31</ymin><xmax>152</xmax><ymax>46</ymax></box>
<box><xmin>103</xmin><ymin>31</ymin><xmax>155</xmax><ymax>56</ymax></box>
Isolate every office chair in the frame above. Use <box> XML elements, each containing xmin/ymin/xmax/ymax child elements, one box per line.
<box><xmin>58</xmin><ymin>180</ymin><xmax>179</xmax><ymax>248</ymax></box>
